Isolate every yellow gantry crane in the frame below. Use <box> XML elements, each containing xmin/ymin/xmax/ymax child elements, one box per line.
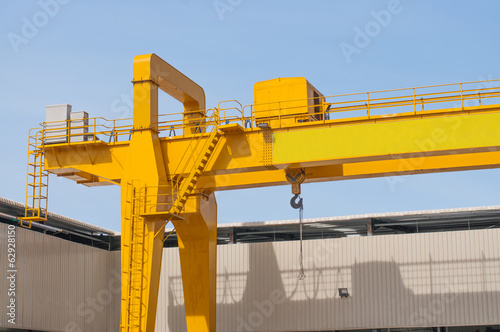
<box><xmin>23</xmin><ymin>53</ymin><xmax>500</xmax><ymax>332</ymax></box>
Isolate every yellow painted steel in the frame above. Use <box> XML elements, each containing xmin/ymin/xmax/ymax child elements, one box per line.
<box><xmin>173</xmin><ymin>193</ymin><xmax>217</xmax><ymax>332</ymax></box>
<box><xmin>118</xmin><ymin>54</ymin><xmax>223</xmax><ymax>332</ymax></box>
<box><xmin>22</xmin><ymin>128</ymin><xmax>48</xmax><ymax>227</ymax></box>
<box><xmin>120</xmin><ymin>54</ymin><xmax>167</xmax><ymax>332</ymax></box>
<box><xmin>26</xmin><ymin>53</ymin><xmax>500</xmax><ymax>332</ymax></box>
<box><xmin>273</xmin><ymin>112</ymin><xmax>500</xmax><ymax>166</ymax></box>
<box><xmin>254</xmin><ymin>77</ymin><xmax>327</xmax><ymax>128</ymax></box>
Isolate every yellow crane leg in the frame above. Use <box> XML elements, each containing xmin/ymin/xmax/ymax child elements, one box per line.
<box><xmin>121</xmin><ymin>57</ymin><xmax>169</xmax><ymax>331</ymax></box>
<box><xmin>173</xmin><ymin>192</ymin><xmax>217</xmax><ymax>332</ymax></box>
<box><xmin>120</xmin><ymin>187</ymin><xmax>165</xmax><ymax>332</ymax></box>
<box><xmin>120</xmin><ymin>131</ymin><xmax>168</xmax><ymax>332</ymax></box>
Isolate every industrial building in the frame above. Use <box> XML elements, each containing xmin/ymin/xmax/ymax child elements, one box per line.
<box><xmin>1</xmin><ymin>195</ymin><xmax>499</xmax><ymax>332</ymax></box>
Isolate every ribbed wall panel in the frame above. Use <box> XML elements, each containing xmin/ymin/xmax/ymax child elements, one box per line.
<box><xmin>0</xmin><ymin>223</ymin><xmax>114</xmax><ymax>332</ymax></box>
<box><xmin>155</xmin><ymin>229</ymin><xmax>500</xmax><ymax>331</ymax></box>
<box><xmin>109</xmin><ymin>250</ymin><xmax>121</xmax><ymax>332</ymax></box>
<box><xmin>1</xmin><ymin>223</ymin><xmax>499</xmax><ymax>331</ymax></box>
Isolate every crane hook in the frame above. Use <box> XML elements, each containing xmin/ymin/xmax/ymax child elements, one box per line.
<box><xmin>290</xmin><ymin>194</ymin><xmax>303</xmax><ymax>209</ymax></box>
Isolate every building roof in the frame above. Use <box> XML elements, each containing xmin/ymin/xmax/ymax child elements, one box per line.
<box><xmin>0</xmin><ymin>196</ymin><xmax>116</xmax><ymax>235</ymax></box>
<box><xmin>0</xmin><ymin>196</ymin><xmax>116</xmax><ymax>250</ymax></box>
<box><xmin>164</xmin><ymin>205</ymin><xmax>500</xmax><ymax>246</ymax></box>
<box><xmin>3</xmin><ymin>195</ymin><xmax>500</xmax><ymax>249</ymax></box>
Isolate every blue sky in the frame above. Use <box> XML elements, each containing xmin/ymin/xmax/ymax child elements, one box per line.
<box><xmin>1</xmin><ymin>0</ymin><xmax>499</xmax><ymax>231</ymax></box>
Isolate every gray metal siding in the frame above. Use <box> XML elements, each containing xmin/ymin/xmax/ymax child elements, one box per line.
<box><xmin>0</xmin><ymin>223</ymin><xmax>115</xmax><ymax>332</ymax></box>
<box><xmin>2</xmin><ymin>222</ymin><xmax>499</xmax><ymax>332</ymax></box>
<box><xmin>156</xmin><ymin>229</ymin><xmax>500</xmax><ymax>331</ymax></box>
<box><xmin>109</xmin><ymin>250</ymin><xmax>122</xmax><ymax>332</ymax></box>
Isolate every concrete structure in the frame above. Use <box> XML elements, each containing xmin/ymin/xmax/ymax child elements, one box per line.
<box><xmin>1</xmin><ymin>196</ymin><xmax>499</xmax><ymax>332</ymax></box>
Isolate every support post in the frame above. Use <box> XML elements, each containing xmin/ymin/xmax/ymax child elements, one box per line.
<box><xmin>120</xmin><ymin>182</ymin><xmax>166</xmax><ymax>332</ymax></box>
<box><xmin>173</xmin><ymin>193</ymin><xmax>218</xmax><ymax>332</ymax></box>
<box><xmin>121</xmin><ymin>53</ymin><xmax>182</xmax><ymax>332</ymax></box>
<box><xmin>120</xmin><ymin>76</ymin><xmax>166</xmax><ymax>331</ymax></box>
<box><xmin>367</xmin><ymin>218</ymin><xmax>374</xmax><ymax>236</ymax></box>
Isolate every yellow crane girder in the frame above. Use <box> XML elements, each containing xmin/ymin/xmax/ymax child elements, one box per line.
<box><xmin>44</xmin><ymin>107</ymin><xmax>500</xmax><ymax>190</ymax></box>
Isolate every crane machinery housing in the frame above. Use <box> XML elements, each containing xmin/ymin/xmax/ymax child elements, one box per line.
<box><xmin>22</xmin><ymin>53</ymin><xmax>500</xmax><ymax>332</ymax></box>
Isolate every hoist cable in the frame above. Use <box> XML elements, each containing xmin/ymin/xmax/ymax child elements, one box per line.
<box><xmin>298</xmin><ymin>204</ymin><xmax>306</xmax><ymax>280</ymax></box>
<box><xmin>291</xmin><ymin>194</ymin><xmax>306</xmax><ymax>280</ymax></box>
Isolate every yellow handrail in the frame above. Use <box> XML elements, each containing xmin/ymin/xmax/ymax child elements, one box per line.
<box><xmin>35</xmin><ymin>78</ymin><xmax>500</xmax><ymax>146</ymax></box>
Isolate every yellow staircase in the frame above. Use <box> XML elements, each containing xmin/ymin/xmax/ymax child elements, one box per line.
<box><xmin>22</xmin><ymin>129</ymin><xmax>48</xmax><ymax>227</ymax></box>
<box><xmin>123</xmin><ymin>125</ymin><xmax>223</xmax><ymax>332</ymax></box>
<box><xmin>171</xmin><ymin>128</ymin><xmax>222</xmax><ymax>214</ymax></box>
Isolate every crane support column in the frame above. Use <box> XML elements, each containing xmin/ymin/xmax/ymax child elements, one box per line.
<box><xmin>120</xmin><ymin>55</ymin><xmax>168</xmax><ymax>332</ymax></box>
<box><xmin>121</xmin><ymin>53</ymin><xmax>210</xmax><ymax>332</ymax></box>
<box><xmin>173</xmin><ymin>192</ymin><xmax>218</xmax><ymax>332</ymax></box>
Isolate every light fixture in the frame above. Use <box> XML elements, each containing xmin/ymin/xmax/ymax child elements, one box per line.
<box><xmin>257</xmin><ymin>123</ymin><xmax>270</xmax><ymax>129</ymax></box>
<box><xmin>338</xmin><ymin>288</ymin><xmax>349</xmax><ymax>298</ymax></box>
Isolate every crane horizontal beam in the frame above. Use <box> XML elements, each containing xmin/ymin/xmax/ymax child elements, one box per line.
<box><xmin>196</xmin><ymin>150</ymin><xmax>500</xmax><ymax>190</ymax></box>
<box><xmin>43</xmin><ymin>105</ymin><xmax>500</xmax><ymax>190</ymax></box>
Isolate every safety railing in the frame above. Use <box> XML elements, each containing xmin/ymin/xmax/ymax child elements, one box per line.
<box><xmin>158</xmin><ymin>108</ymin><xmax>220</xmax><ymax>136</ymax></box>
<box><xmin>41</xmin><ymin>116</ymin><xmax>134</xmax><ymax>145</ymax></box>
<box><xmin>324</xmin><ymin>79</ymin><xmax>500</xmax><ymax>119</ymax></box>
<box><xmin>35</xmin><ymin>79</ymin><xmax>500</xmax><ymax>146</ymax></box>
<box><xmin>247</xmin><ymin>79</ymin><xmax>500</xmax><ymax>128</ymax></box>
<box><xmin>136</xmin><ymin>183</ymin><xmax>180</xmax><ymax>216</ymax></box>
<box><xmin>217</xmin><ymin>100</ymin><xmax>248</xmax><ymax>127</ymax></box>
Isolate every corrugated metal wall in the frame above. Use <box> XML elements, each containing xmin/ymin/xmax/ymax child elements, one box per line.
<box><xmin>156</xmin><ymin>229</ymin><xmax>500</xmax><ymax>331</ymax></box>
<box><xmin>0</xmin><ymin>223</ymin><xmax>120</xmax><ymax>332</ymax></box>
<box><xmin>2</xmin><ymin>223</ymin><xmax>499</xmax><ymax>331</ymax></box>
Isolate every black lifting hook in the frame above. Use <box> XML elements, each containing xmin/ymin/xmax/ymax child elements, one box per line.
<box><xmin>290</xmin><ymin>194</ymin><xmax>303</xmax><ymax>209</ymax></box>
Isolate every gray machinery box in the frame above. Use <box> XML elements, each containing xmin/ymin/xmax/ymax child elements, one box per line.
<box><xmin>45</xmin><ymin>104</ymin><xmax>71</xmax><ymax>144</ymax></box>
<box><xmin>70</xmin><ymin>111</ymin><xmax>89</xmax><ymax>142</ymax></box>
